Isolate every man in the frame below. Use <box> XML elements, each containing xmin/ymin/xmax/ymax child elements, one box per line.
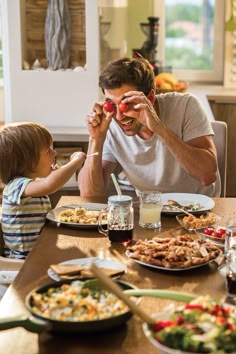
<box><xmin>78</xmin><ymin>57</ymin><xmax>220</xmax><ymax>197</ymax></box>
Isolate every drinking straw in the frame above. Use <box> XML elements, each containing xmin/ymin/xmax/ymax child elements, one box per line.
<box><xmin>111</xmin><ymin>173</ymin><xmax>122</xmax><ymax>196</ymax></box>
<box><xmin>110</xmin><ymin>173</ymin><xmax>125</xmax><ymax>225</ymax></box>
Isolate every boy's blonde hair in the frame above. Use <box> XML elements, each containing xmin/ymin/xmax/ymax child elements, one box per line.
<box><xmin>0</xmin><ymin>122</ymin><xmax>53</xmax><ymax>184</ymax></box>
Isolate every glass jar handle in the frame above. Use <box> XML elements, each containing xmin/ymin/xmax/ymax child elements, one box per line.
<box><xmin>98</xmin><ymin>208</ymin><xmax>108</xmax><ymax>236</ymax></box>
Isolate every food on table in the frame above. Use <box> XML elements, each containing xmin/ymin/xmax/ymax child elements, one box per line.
<box><xmin>155</xmin><ymin>72</ymin><xmax>187</xmax><ymax>93</ymax></box>
<box><xmin>148</xmin><ymin>296</ymin><xmax>236</xmax><ymax>353</ymax></box>
<box><xmin>200</xmin><ymin>227</ymin><xmax>236</xmax><ymax>246</ymax></box>
<box><xmin>181</xmin><ymin>212</ymin><xmax>218</xmax><ymax>229</ymax></box>
<box><xmin>31</xmin><ymin>280</ymin><xmax>129</xmax><ymax>321</ymax></box>
<box><xmin>126</xmin><ymin>234</ymin><xmax>221</xmax><ymax>269</ymax></box>
<box><xmin>167</xmin><ymin>199</ymin><xmax>201</xmax><ymax>211</ymax></box>
<box><xmin>58</xmin><ymin>207</ymin><xmax>107</xmax><ymax>224</ymax></box>
<box><xmin>50</xmin><ymin>263</ymin><xmax>125</xmax><ymax>278</ymax></box>
<box><xmin>103</xmin><ymin>100</ymin><xmax>115</xmax><ymax>113</ymax></box>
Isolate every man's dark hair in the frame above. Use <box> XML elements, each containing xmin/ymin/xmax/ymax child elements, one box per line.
<box><xmin>99</xmin><ymin>57</ymin><xmax>155</xmax><ymax>95</ymax></box>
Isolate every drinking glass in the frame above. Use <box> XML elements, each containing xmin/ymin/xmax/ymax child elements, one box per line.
<box><xmin>224</xmin><ymin>220</ymin><xmax>236</xmax><ymax>255</ymax></box>
<box><xmin>225</xmin><ymin>249</ymin><xmax>236</xmax><ymax>302</ymax></box>
<box><xmin>138</xmin><ymin>191</ymin><xmax>162</xmax><ymax>229</ymax></box>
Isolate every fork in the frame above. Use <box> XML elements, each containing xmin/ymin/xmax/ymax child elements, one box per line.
<box><xmin>167</xmin><ymin>200</ymin><xmax>201</xmax><ymax>211</ymax></box>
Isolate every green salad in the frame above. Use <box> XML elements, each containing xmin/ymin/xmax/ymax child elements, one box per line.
<box><xmin>151</xmin><ymin>296</ymin><xmax>236</xmax><ymax>353</ymax></box>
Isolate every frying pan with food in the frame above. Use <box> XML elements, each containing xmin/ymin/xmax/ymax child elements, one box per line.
<box><xmin>0</xmin><ymin>279</ymin><xmax>139</xmax><ymax>334</ymax></box>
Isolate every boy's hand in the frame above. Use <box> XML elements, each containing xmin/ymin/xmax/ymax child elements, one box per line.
<box><xmin>70</xmin><ymin>151</ymin><xmax>86</xmax><ymax>164</ymax></box>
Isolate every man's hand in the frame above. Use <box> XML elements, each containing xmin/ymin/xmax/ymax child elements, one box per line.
<box><xmin>123</xmin><ymin>91</ymin><xmax>161</xmax><ymax>132</ymax></box>
<box><xmin>86</xmin><ymin>102</ymin><xmax>113</xmax><ymax>140</ymax></box>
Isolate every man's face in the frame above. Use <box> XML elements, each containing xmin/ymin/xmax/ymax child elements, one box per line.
<box><xmin>104</xmin><ymin>84</ymin><xmax>143</xmax><ymax>136</ymax></box>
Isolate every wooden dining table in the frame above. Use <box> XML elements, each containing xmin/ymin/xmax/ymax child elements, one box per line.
<box><xmin>0</xmin><ymin>196</ymin><xmax>235</xmax><ymax>354</ymax></box>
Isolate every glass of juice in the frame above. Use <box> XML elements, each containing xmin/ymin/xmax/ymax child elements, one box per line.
<box><xmin>138</xmin><ymin>191</ymin><xmax>162</xmax><ymax>229</ymax></box>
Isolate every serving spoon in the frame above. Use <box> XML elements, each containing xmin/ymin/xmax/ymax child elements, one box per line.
<box><xmin>90</xmin><ymin>263</ymin><xmax>156</xmax><ymax>326</ymax></box>
<box><xmin>89</xmin><ymin>263</ymin><xmax>195</xmax><ymax>327</ymax></box>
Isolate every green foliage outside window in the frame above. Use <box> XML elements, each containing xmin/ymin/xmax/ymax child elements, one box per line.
<box><xmin>165</xmin><ymin>3</ymin><xmax>214</xmax><ymax>71</ymax></box>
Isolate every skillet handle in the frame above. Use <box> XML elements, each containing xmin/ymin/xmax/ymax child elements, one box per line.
<box><xmin>0</xmin><ymin>314</ymin><xmax>46</xmax><ymax>333</ymax></box>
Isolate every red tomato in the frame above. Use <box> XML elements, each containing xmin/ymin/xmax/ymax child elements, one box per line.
<box><xmin>212</xmin><ymin>231</ymin><xmax>221</xmax><ymax>238</ymax></box>
<box><xmin>203</xmin><ymin>228</ymin><xmax>214</xmax><ymax>235</ymax></box>
<box><xmin>118</xmin><ymin>102</ymin><xmax>129</xmax><ymax>113</ymax></box>
<box><xmin>217</xmin><ymin>228</ymin><xmax>226</xmax><ymax>237</ymax></box>
<box><xmin>103</xmin><ymin>101</ymin><xmax>114</xmax><ymax>113</ymax></box>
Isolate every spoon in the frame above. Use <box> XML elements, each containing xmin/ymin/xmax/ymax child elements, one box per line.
<box><xmin>89</xmin><ymin>263</ymin><xmax>156</xmax><ymax>326</ymax></box>
<box><xmin>87</xmin><ymin>152</ymin><xmax>99</xmax><ymax>158</ymax></box>
<box><xmin>166</xmin><ymin>205</ymin><xmax>194</xmax><ymax>217</ymax></box>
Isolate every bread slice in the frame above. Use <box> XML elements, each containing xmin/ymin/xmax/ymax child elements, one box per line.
<box><xmin>50</xmin><ymin>263</ymin><xmax>125</xmax><ymax>278</ymax></box>
<box><xmin>50</xmin><ymin>263</ymin><xmax>85</xmax><ymax>276</ymax></box>
<box><xmin>80</xmin><ymin>267</ymin><xmax>125</xmax><ymax>278</ymax></box>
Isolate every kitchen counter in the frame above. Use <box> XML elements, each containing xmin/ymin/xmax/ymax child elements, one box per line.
<box><xmin>189</xmin><ymin>85</ymin><xmax>236</xmax><ymax>121</ymax></box>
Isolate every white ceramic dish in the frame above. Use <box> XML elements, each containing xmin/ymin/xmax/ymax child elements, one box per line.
<box><xmin>125</xmin><ymin>250</ymin><xmax>219</xmax><ymax>272</ymax></box>
<box><xmin>176</xmin><ymin>212</ymin><xmax>221</xmax><ymax>232</ymax></box>
<box><xmin>161</xmin><ymin>193</ymin><xmax>215</xmax><ymax>214</ymax></box>
<box><xmin>46</xmin><ymin>203</ymin><xmax>107</xmax><ymax>229</ymax></box>
<box><xmin>48</xmin><ymin>257</ymin><xmax>126</xmax><ymax>281</ymax></box>
<box><xmin>0</xmin><ymin>271</ymin><xmax>19</xmax><ymax>284</ymax></box>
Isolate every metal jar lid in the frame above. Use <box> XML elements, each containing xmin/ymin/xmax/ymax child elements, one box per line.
<box><xmin>108</xmin><ymin>195</ymin><xmax>133</xmax><ymax>206</ymax></box>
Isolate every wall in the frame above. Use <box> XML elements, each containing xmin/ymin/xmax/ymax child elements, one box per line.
<box><xmin>2</xmin><ymin>0</ymin><xmax>99</xmax><ymax>128</ymax></box>
<box><xmin>0</xmin><ymin>86</ymin><xmax>4</xmax><ymax>122</ymax></box>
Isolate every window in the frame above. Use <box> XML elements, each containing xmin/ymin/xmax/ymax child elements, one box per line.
<box><xmin>155</xmin><ymin>0</ymin><xmax>225</xmax><ymax>83</ymax></box>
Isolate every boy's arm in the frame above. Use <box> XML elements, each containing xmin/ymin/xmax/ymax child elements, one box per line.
<box><xmin>23</xmin><ymin>152</ymin><xmax>86</xmax><ymax>197</ymax></box>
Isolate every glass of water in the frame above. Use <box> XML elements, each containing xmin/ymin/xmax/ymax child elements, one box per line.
<box><xmin>225</xmin><ymin>219</ymin><xmax>236</xmax><ymax>255</ymax></box>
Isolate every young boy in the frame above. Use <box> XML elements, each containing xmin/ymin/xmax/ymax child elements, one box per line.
<box><xmin>0</xmin><ymin>122</ymin><xmax>86</xmax><ymax>259</ymax></box>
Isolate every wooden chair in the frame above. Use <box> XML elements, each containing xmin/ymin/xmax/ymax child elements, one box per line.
<box><xmin>211</xmin><ymin>121</ymin><xmax>228</xmax><ymax>197</ymax></box>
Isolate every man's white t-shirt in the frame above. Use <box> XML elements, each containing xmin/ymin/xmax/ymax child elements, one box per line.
<box><xmin>102</xmin><ymin>92</ymin><xmax>221</xmax><ymax>197</ymax></box>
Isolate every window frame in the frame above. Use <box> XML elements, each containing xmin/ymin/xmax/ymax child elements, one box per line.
<box><xmin>153</xmin><ymin>0</ymin><xmax>225</xmax><ymax>84</ymax></box>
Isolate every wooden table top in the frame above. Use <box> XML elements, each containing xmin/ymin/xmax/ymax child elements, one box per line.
<box><xmin>0</xmin><ymin>196</ymin><xmax>235</xmax><ymax>354</ymax></box>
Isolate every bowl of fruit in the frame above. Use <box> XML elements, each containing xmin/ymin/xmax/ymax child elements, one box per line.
<box><xmin>155</xmin><ymin>72</ymin><xmax>188</xmax><ymax>94</ymax></box>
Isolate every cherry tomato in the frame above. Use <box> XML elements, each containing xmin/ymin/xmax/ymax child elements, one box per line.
<box><xmin>212</xmin><ymin>231</ymin><xmax>221</xmax><ymax>237</ymax></box>
<box><xmin>217</xmin><ymin>228</ymin><xmax>226</xmax><ymax>237</ymax></box>
<box><xmin>203</xmin><ymin>228</ymin><xmax>214</xmax><ymax>235</ymax></box>
<box><xmin>118</xmin><ymin>102</ymin><xmax>129</xmax><ymax>113</ymax></box>
<box><xmin>103</xmin><ymin>101</ymin><xmax>114</xmax><ymax>113</ymax></box>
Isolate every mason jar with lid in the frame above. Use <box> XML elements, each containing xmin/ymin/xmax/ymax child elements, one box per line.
<box><xmin>98</xmin><ymin>195</ymin><xmax>134</xmax><ymax>244</ymax></box>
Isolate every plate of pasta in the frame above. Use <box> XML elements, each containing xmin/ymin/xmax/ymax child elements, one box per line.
<box><xmin>46</xmin><ymin>203</ymin><xmax>108</xmax><ymax>229</ymax></box>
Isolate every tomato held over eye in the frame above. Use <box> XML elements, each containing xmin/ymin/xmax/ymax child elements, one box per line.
<box><xmin>118</xmin><ymin>102</ymin><xmax>129</xmax><ymax>113</ymax></box>
<box><xmin>103</xmin><ymin>101</ymin><xmax>114</xmax><ymax>113</ymax></box>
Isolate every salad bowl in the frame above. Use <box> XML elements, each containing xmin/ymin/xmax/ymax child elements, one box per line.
<box><xmin>143</xmin><ymin>296</ymin><xmax>236</xmax><ymax>354</ymax></box>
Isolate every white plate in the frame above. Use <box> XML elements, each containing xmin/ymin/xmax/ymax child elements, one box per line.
<box><xmin>46</xmin><ymin>203</ymin><xmax>107</xmax><ymax>229</ymax></box>
<box><xmin>0</xmin><ymin>271</ymin><xmax>19</xmax><ymax>284</ymax></box>
<box><xmin>161</xmin><ymin>193</ymin><xmax>215</xmax><ymax>214</ymax></box>
<box><xmin>125</xmin><ymin>250</ymin><xmax>218</xmax><ymax>272</ymax></box>
<box><xmin>48</xmin><ymin>257</ymin><xmax>126</xmax><ymax>281</ymax></box>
